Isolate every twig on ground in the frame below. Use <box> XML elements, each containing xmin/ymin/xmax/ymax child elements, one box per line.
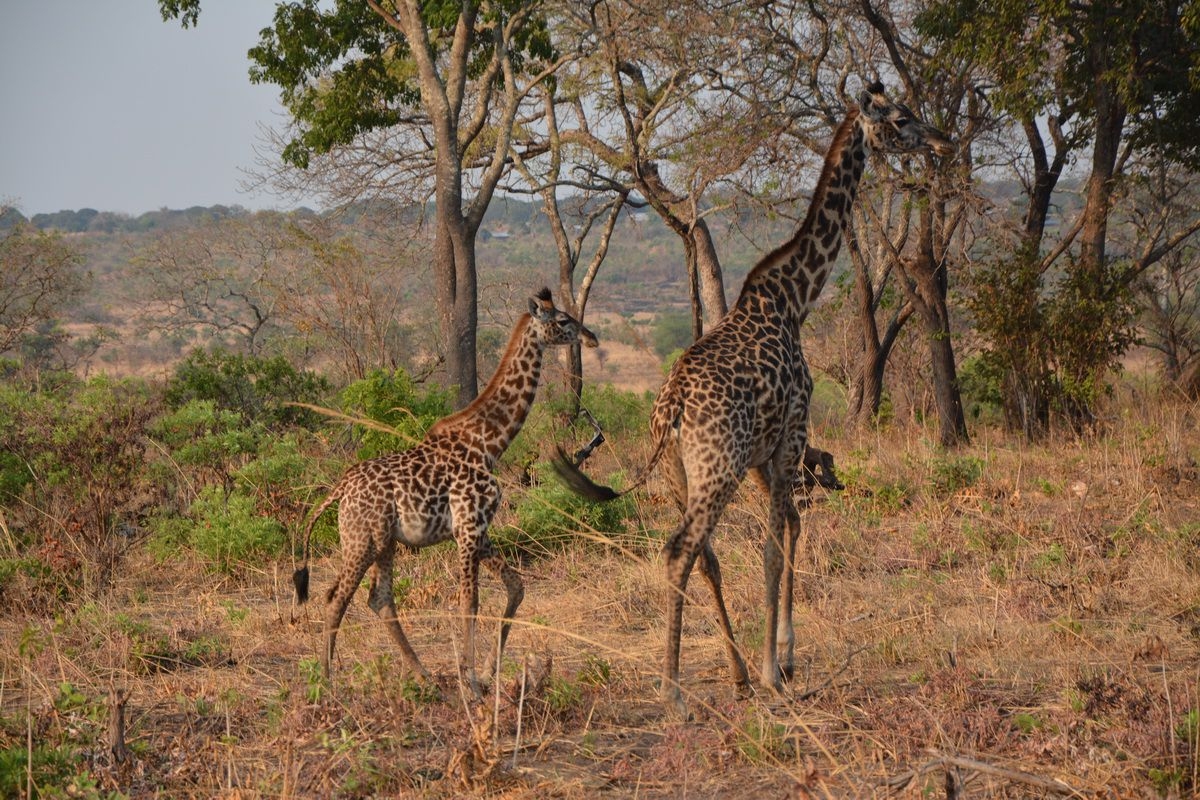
<box><xmin>513</xmin><ymin>657</ymin><xmax>528</xmax><ymax>769</ymax></box>
<box><xmin>795</xmin><ymin>643</ymin><xmax>870</xmax><ymax>702</ymax></box>
<box><xmin>884</xmin><ymin>749</ymin><xmax>1079</xmax><ymax>796</ymax></box>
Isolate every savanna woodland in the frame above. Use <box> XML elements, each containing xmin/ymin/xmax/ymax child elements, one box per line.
<box><xmin>4</xmin><ymin>0</ymin><xmax>1200</xmax><ymax>797</ymax></box>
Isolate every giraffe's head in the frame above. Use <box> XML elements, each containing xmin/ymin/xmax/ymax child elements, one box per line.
<box><xmin>528</xmin><ymin>288</ymin><xmax>599</xmax><ymax>349</ymax></box>
<box><xmin>858</xmin><ymin>82</ymin><xmax>955</xmax><ymax>157</ymax></box>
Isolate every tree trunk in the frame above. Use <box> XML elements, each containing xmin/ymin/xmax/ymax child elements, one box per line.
<box><xmin>691</xmin><ymin>221</ymin><xmax>728</xmax><ymax>331</ymax></box>
<box><xmin>847</xmin><ymin>243</ymin><xmax>886</xmax><ymax>424</ymax></box>
<box><xmin>1077</xmin><ymin>42</ymin><xmax>1125</xmax><ymax>281</ymax></box>
<box><xmin>905</xmin><ymin>206</ymin><xmax>968</xmax><ymax>447</ymax></box>
<box><xmin>637</xmin><ymin>164</ymin><xmax>728</xmax><ymax>338</ymax></box>
<box><xmin>926</xmin><ymin>310</ymin><xmax>968</xmax><ymax>447</ymax></box>
<box><xmin>434</xmin><ymin>212</ymin><xmax>479</xmax><ymax>409</ymax></box>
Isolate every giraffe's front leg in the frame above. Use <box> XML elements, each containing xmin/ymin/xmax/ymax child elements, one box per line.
<box><xmin>479</xmin><ymin>539</ymin><xmax>524</xmax><ymax>683</ymax></box>
<box><xmin>456</xmin><ymin>543</ymin><xmax>484</xmax><ymax>699</ymax></box>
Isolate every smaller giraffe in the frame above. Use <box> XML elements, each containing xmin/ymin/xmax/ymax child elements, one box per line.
<box><xmin>294</xmin><ymin>288</ymin><xmax>598</xmax><ymax>694</ymax></box>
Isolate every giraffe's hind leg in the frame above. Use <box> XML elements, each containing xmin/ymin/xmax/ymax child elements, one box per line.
<box><xmin>322</xmin><ymin>545</ymin><xmax>374</xmax><ymax>681</ymax></box>
<box><xmin>697</xmin><ymin>541</ymin><xmax>752</xmax><ymax>697</ymax></box>
<box><xmin>478</xmin><ymin>539</ymin><xmax>524</xmax><ymax>681</ymax></box>
<box><xmin>777</xmin><ymin>505</ymin><xmax>802</xmax><ymax>681</ymax></box>
<box><xmin>662</xmin><ymin>519</ymin><xmax>703</xmax><ymax>721</ymax></box>
<box><xmin>366</xmin><ymin>540</ymin><xmax>431</xmax><ymax>681</ymax></box>
<box><xmin>663</xmin><ymin>442</ymin><xmax>750</xmax><ymax>697</ymax></box>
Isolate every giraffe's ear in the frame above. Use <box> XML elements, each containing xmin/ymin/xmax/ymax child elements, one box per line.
<box><xmin>530</xmin><ymin>287</ymin><xmax>552</xmax><ymax>319</ymax></box>
<box><xmin>859</xmin><ymin>80</ymin><xmax>888</xmax><ymax>119</ymax></box>
<box><xmin>529</xmin><ymin>287</ymin><xmax>554</xmax><ymax>318</ymax></box>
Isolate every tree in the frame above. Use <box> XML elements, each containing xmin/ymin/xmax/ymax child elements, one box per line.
<box><xmin>161</xmin><ymin>0</ymin><xmax>565</xmax><ymax>407</ymax></box>
<box><xmin>134</xmin><ymin>215</ymin><xmax>289</xmax><ymax>355</ymax></box>
<box><xmin>0</xmin><ymin>218</ymin><xmax>86</xmax><ymax>356</ymax></box>
<box><xmin>919</xmin><ymin>0</ymin><xmax>1200</xmax><ymax>433</ymax></box>
<box><xmin>754</xmin><ymin>1</ymin><xmax>977</xmax><ymax>445</ymax></box>
<box><xmin>552</xmin><ymin>0</ymin><xmax>818</xmax><ymax>337</ymax></box>
<box><xmin>507</xmin><ymin>79</ymin><xmax>628</xmax><ymax>414</ymax></box>
<box><xmin>1121</xmin><ymin>160</ymin><xmax>1200</xmax><ymax>386</ymax></box>
<box><xmin>273</xmin><ymin>216</ymin><xmax>428</xmax><ymax>382</ymax></box>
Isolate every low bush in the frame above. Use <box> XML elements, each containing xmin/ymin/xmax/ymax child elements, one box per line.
<box><xmin>339</xmin><ymin>369</ymin><xmax>453</xmax><ymax>459</ymax></box>
<box><xmin>493</xmin><ymin>464</ymin><xmax>639</xmax><ymax>558</ymax></box>
<box><xmin>165</xmin><ymin>348</ymin><xmax>331</xmax><ymax>429</ymax></box>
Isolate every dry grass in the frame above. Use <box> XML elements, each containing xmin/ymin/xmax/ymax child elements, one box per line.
<box><xmin>3</xmin><ymin>397</ymin><xmax>1199</xmax><ymax>798</ymax></box>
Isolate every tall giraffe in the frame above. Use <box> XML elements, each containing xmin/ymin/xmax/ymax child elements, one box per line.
<box><xmin>295</xmin><ymin>288</ymin><xmax>598</xmax><ymax>695</ymax></box>
<box><xmin>555</xmin><ymin>83</ymin><xmax>953</xmax><ymax>718</ymax></box>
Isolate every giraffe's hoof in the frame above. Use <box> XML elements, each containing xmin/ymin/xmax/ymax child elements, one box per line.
<box><xmin>734</xmin><ymin>680</ymin><xmax>754</xmax><ymax>701</ymax></box>
<box><xmin>663</xmin><ymin>688</ymin><xmax>691</xmax><ymax>722</ymax></box>
<box><xmin>762</xmin><ymin>669</ymin><xmax>787</xmax><ymax>697</ymax></box>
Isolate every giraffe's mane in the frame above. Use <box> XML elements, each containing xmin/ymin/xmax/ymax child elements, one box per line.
<box><xmin>737</xmin><ymin>106</ymin><xmax>862</xmax><ymax>302</ymax></box>
<box><xmin>434</xmin><ymin>312</ymin><xmax>534</xmax><ymax>429</ymax></box>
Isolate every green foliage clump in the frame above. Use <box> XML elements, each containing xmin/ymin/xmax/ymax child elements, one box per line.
<box><xmin>965</xmin><ymin>239</ymin><xmax>1137</xmax><ymax>436</ymax></box>
<box><xmin>576</xmin><ymin>383</ymin><xmax>653</xmax><ymax>437</ymax></box>
<box><xmin>149</xmin><ymin>399</ymin><xmax>261</xmax><ymax>486</ymax></box>
<box><xmin>650</xmin><ymin>311</ymin><xmax>693</xmax><ymax>358</ymax></box>
<box><xmin>930</xmin><ymin>455</ymin><xmax>984</xmax><ymax>496</ymax></box>
<box><xmin>150</xmin><ymin>486</ymin><xmax>286</xmax><ymax>572</ymax></box>
<box><xmin>0</xmin><ymin>375</ymin><xmax>158</xmax><ymax>597</ymax></box>
<box><xmin>339</xmin><ymin>369</ymin><xmax>453</xmax><ymax>459</ymax></box>
<box><xmin>493</xmin><ymin>464</ymin><xmax>637</xmax><ymax>558</ymax></box>
<box><xmin>165</xmin><ymin>348</ymin><xmax>330</xmax><ymax>428</ymax></box>
<box><xmin>957</xmin><ymin>355</ymin><xmax>1004</xmax><ymax>423</ymax></box>
<box><xmin>233</xmin><ymin>432</ymin><xmax>334</xmax><ymax>539</ymax></box>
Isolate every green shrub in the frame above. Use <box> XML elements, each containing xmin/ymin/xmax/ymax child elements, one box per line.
<box><xmin>493</xmin><ymin>464</ymin><xmax>637</xmax><ymax>557</ymax></box>
<box><xmin>180</xmin><ymin>486</ymin><xmax>286</xmax><ymax>571</ymax></box>
<box><xmin>506</xmin><ymin>382</ymin><xmax>653</xmax><ymax>473</ymax></box>
<box><xmin>0</xmin><ymin>376</ymin><xmax>158</xmax><ymax>586</ymax></box>
<box><xmin>930</xmin><ymin>455</ymin><xmax>984</xmax><ymax>496</ymax></box>
<box><xmin>148</xmin><ymin>399</ymin><xmax>261</xmax><ymax>484</ymax></box>
<box><xmin>165</xmin><ymin>348</ymin><xmax>330</xmax><ymax>428</ymax></box>
<box><xmin>233</xmin><ymin>432</ymin><xmax>335</xmax><ymax>537</ymax></box>
<box><xmin>650</xmin><ymin>311</ymin><xmax>693</xmax><ymax>358</ymax></box>
<box><xmin>957</xmin><ymin>355</ymin><xmax>1004</xmax><ymax>423</ymax></box>
<box><xmin>339</xmin><ymin>369</ymin><xmax>453</xmax><ymax>459</ymax></box>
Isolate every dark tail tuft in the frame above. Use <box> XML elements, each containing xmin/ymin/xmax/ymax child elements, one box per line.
<box><xmin>292</xmin><ymin>566</ymin><xmax>310</xmax><ymax>604</ymax></box>
<box><xmin>552</xmin><ymin>446</ymin><xmax>620</xmax><ymax>502</ymax></box>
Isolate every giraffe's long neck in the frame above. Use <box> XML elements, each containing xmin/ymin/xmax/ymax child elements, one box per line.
<box><xmin>738</xmin><ymin>108</ymin><xmax>867</xmax><ymax>320</ymax></box>
<box><xmin>434</xmin><ymin>314</ymin><xmax>544</xmax><ymax>466</ymax></box>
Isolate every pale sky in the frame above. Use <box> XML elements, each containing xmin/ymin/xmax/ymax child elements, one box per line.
<box><xmin>0</xmin><ymin>2</ymin><xmax>313</xmax><ymax>216</ymax></box>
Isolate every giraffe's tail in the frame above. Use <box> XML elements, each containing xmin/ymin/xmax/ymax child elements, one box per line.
<box><xmin>552</xmin><ymin>421</ymin><xmax>673</xmax><ymax>503</ymax></box>
<box><xmin>293</xmin><ymin>486</ymin><xmax>340</xmax><ymax>605</ymax></box>
<box><xmin>552</xmin><ymin>447</ymin><xmax>624</xmax><ymax>500</ymax></box>
<box><xmin>553</xmin><ymin>380</ymin><xmax>680</xmax><ymax>502</ymax></box>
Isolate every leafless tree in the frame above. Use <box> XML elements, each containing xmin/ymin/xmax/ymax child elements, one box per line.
<box><xmin>134</xmin><ymin>215</ymin><xmax>291</xmax><ymax>355</ymax></box>
<box><xmin>0</xmin><ymin>218</ymin><xmax>87</xmax><ymax>356</ymax></box>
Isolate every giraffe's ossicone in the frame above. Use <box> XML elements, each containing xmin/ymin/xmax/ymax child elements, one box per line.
<box><xmin>294</xmin><ymin>287</ymin><xmax>598</xmax><ymax>696</ymax></box>
<box><xmin>554</xmin><ymin>82</ymin><xmax>953</xmax><ymax>719</ymax></box>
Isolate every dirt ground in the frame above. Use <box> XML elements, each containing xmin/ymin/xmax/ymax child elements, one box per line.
<box><xmin>3</xmin><ymin>398</ymin><xmax>1200</xmax><ymax>798</ymax></box>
